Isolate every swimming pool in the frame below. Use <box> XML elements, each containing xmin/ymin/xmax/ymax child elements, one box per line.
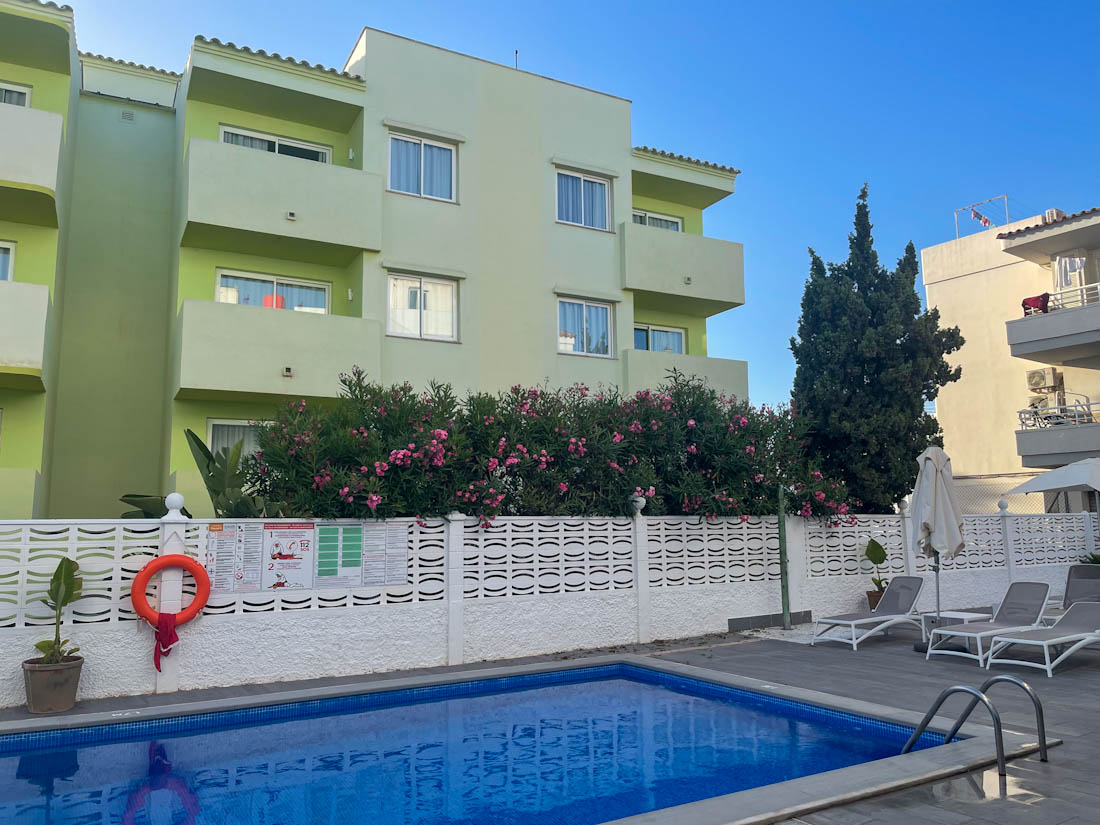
<box><xmin>0</xmin><ymin>658</ymin><xmax>1022</xmax><ymax>825</ymax></box>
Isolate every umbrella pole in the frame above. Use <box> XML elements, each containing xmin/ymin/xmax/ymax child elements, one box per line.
<box><xmin>934</xmin><ymin>549</ymin><xmax>942</xmax><ymax>625</ymax></box>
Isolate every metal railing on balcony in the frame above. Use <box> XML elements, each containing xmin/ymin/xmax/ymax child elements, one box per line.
<box><xmin>1018</xmin><ymin>398</ymin><xmax>1100</xmax><ymax>430</ymax></box>
<box><xmin>1022</xmin><ymin>283</ymin><xmax>1100</xmax><ymax>315</ymax></box>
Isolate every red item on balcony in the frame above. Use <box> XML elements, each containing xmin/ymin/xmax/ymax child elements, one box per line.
<box><xmin>262</xmin><ymin>293</ymin><xmax>285</xmax><ymax>309</ymax></box>
<box><xmin>1022</xmin><ymin>293</ymin><xmax>1049</xmax><ymax>316</ymax></box>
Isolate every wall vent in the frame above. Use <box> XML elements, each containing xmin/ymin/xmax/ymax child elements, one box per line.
<box><xmin>120</xmin><ymin>109</ymin><xmax>135</xmax><ymax>123</ymax></box>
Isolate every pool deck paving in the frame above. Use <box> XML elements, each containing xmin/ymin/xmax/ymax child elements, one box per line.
<box><xmin>3</xmin><ymin>624</ymin><xmax>1099</xmax><ymax>824</ymax></box>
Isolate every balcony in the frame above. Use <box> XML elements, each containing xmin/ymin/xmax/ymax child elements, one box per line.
<box><xmin>1007</xmin><ymin>284</ymin><xmax>1100</xmax><ymax>367</ymax></box>
<box><xmin>0</xmin><ymin>105</ymin><xmax>63</xmax><ymax>227</ymax></box>
<box><xmin>0</xmin><ymin>281</ymin><xmax>49</xmax><ymax>390</ymax></box>
<box><xmin>180</xmin><ymin>138</ymin><xmax>382</xmax><ymax>265</ymax></box>
<box><xmin>622</xmin><ymin>349</ymin><xmax>748</xmax><ymax>399</ymax></box>
<box><xmin>172</xmin><ymin>299</ymin><xmax>382</xmax><ymax>400</ymax></box>
<box><xmin>1016</xmin><ymin>399</ymin><xmax>1100</xmax><ymax>469</ymax></box>
<box><xmin>620</xmin><ymin>221</ymin><xmax>744</xmax><ymax>315</ymax></box>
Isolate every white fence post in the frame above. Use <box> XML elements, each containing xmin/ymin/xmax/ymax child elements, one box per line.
<box><xmin>898</xmin><ymin>500</ymin><xmax>915</xmax><ymax>575</ymax></box>
<box><xmin>1083</xmin><ymin>511</ymin><xmax>1096</xmax><ymax>559</ymax></box>
<box><xmin>155</xmin><ymin>493</ymin><xmax>188</xmax><ymax>694</ymax></box>
<box><xmin>784</xmin><ymin>515</ymin><xmax>807</xmax><ymax>620</ymax></box>
<box><xmin>630</xmin><ymin>496</ymin><xmax>652</xmax><ymax>644</ymax></box>
<box><xmin>444</xmin><ymin>512</ymin><xmax>466</xmax><ymax>666</ymax></box>
<box><xmin>998</xmin><ymin>498</ymin><xmax>1016</xmax><ymax>581</ymax></box>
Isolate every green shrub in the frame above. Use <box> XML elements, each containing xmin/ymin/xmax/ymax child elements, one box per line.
<box><xmin>246</xmin><ymin>368</ymin><xmax>852</xmax><ymax>524</ymax></box>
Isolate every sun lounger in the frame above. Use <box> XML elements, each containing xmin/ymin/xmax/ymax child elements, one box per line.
<box><xmin>986</xmin><ymin>601</ymin><xmax>1100</xmax><ymax>677</ymax></box>
<box><xmin>926</xmin><ymin>581</ymin><xmax>1049</xmax><ymax>666</ymax></box>
<box><xmin>810</xmin><ymin>576</ymin><xmax>924</xmax><ymax>650</ymax></box>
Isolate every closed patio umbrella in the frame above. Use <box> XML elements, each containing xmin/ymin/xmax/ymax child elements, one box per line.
<box><xmin>910</xmin><ymin>446</ymin><xmax>966</xmax><ymax>639</ymax></box>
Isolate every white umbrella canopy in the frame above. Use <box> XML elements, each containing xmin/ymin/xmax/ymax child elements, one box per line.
<box><xmin>909</xmin><ymin>446</ymin><xmax>966</xmax><ymax>633</ymax></box>
<box><xmin>1006</xmin><ymin>458</ymin><xmax>1100</xmax><ymax>496</ymax></box>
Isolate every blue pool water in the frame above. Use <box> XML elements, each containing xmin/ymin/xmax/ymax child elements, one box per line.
<box><xmin>0</xmin><ymin>665</ymin><xmax>951</xmax><ymax>825</ymax></box>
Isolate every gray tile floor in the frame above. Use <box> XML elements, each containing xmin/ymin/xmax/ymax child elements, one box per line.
<box><xmin>5</xmin><ymin>626</ymin><xmax>1099</xmax><ymax>824</ymax></box>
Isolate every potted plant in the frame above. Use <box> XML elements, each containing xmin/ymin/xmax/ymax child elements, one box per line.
<box><xmin>23</xmin><ymin>558</ymin><xmax>83</xmax><ymax>713</ymax></box>
<box><xmin>864</xmin><ymin>539</ymin><xmax>888</xmax><ymax>610</ymax></box>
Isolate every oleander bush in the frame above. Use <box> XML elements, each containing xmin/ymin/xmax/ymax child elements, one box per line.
<box><xmin>246</xmin><ymin>367</ymin><xmax>852</xmax><ymax>524</ymax></box>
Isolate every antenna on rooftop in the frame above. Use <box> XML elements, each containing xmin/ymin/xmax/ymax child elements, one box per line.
<box><xmin>514</xmin><ymin>49</ymin><xmax>518</xmax><ymax>69</ymax></box>
<box><xmin>953</xmin><ymin>195</ymin><xmax>1010</xmax><ymax>239</ymax></box>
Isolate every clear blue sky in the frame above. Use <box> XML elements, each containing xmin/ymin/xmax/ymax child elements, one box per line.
<box><xmin>69</xmin><ymin>0</ymin><xmax>1100</xmax><ymax>405</ymax></box>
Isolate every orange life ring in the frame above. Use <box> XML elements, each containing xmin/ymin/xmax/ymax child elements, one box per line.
<box><xmin>131</xmin><ymin>554</ymin><xmax>210</xmax><ymax>626</ymax></box>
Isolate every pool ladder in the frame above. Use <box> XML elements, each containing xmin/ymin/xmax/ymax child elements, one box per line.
<box><xmin>900</xmin><ymin>675</ymin><xmax>1048</xmax><ymax>776</ymax></box>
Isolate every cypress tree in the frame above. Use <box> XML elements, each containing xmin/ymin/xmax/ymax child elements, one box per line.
<box><xmin>790</xmin><ymin>185</ymin><xmax>964</xmax><ymax>512</ymax></box>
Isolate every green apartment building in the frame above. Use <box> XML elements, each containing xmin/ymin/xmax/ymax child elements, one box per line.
<box><xmin>0</xmin><ymin>0</ymin><xmax>748</xmax><ymax>518</ymax></box>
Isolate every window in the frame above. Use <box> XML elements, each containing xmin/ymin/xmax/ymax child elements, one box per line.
<box><xmin>216</xmin><ymin>270</ymin><xmax>329</xmax><ymax>313</ymax></box>
<box><xmin>558</xmin><ymin>298</ymin><xmax>612</xmax><ymax>356</ymax></box>
<box><xmin>387</xmin><ymin>274</ymin><xmax>457</xmax><ymax>340</ymax></box>
<box><xmin>208</xmin><ymin>419</ymin><xmax>262</xmax><ymax>457</ymax></box>
<box><xmin>388</xmin><ymin>134</ymin><xmax>455</xmax><ymax>201</ymax></box>
<box><xmin>0</xmin><ymin>81</ymin><xmax>29</xmax><ymax>107</ymax></box>
<box><xmin>632</xmin><ymin>210</ymin><xmax>681</xmax><ymax>231</ymax></box>
<box><xmin>634</xmin><ymin>324</ymin><xmax>685</xmax><ymax>354</ymax></box>
<box><xmin>0</xmin><ymin>241</ymin><xmax>13</xmax><ymax>282</ymax></box>
<box><xmin>220</xmin><ymin>126</ymin><xmax>329</xmax><ymax>164</ymax></box>
<box><xmin>556</xmin><ymin>171</ymin><xmax>609</xmax><ymax>230</ymax></box>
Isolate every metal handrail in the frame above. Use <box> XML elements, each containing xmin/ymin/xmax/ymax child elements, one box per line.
<box><xmin>1018</xmin><ymin>398</ymin><xmax>1100</xmax><ymax>430</ymax></box>
<box><xmin>1023</xmin><ymin>282</ymin><xmax>1100</xmax><ymax>314</ymax></box>
<box><xmin>943</xmin><ymin>675</ymin><xmax>1047</xmax><ymax>762</ymax></box>
<box><xmin>901</xmin><ymin>686</ymin><xmax>1006</xmax><ymax>775</ymax></box>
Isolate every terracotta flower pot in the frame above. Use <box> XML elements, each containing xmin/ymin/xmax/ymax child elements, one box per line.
<box><xmin>866</xmin><ymin>590</ymin><xmax>884</xmax><ymax>611</ymax></box>
<box><xmin>22</xmin><ymin>656</ymin><xmax>83</xmax><ymax>714</ymax></box>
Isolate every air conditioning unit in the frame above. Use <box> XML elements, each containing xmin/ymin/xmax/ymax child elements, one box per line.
<box><xmin>1026</xmin><ymin>367</ymin><xmax>1060</xmax><ymax>393</ymax></box>
<box><xmin>1044</xmin><ymin>208</ymin><xmax>1066</xmax><ymax>224</ymax></box>
<box><xmin>1027</xmin><ymin>393</ymin><xmax>1065</xmax><ymax>412</ymax></box>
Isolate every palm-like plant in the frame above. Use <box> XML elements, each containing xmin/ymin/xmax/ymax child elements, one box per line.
<box><xmin>35</xmin><ymin>558</ymin><xmax>83</xmax><ymax>664</ymax></box>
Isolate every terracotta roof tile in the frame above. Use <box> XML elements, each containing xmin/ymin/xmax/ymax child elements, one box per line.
<box><xmin>194</xmin><ymin>35</ymin><xmax>364</xmax><ymax>81</ymax></box>
<box><xmin>997</xmin><ymin>207</ymin><xmax>1100</xmax><ymax>239</ymax></box>
<box><xmin>80</xmin><ymin>52</ymin><xmax>181</xmax><ymax>78</ymax></box>
<box><xmin>13</xmin><ymin>0</ymin><xmax>72</xmax><ymax>10</ymax></box>
<box><xmin>633</xmin><ymin>145</ymin><xmax>740</xmax><ymax>176</ymax></box>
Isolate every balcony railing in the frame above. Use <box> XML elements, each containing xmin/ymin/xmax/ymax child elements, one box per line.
<box><xmin>1022</xmin><ymin>283</ymin><xmax>1100</xmax><ymax>316</ymax></box>
<box><xmin>1018</xmin><ymin>398</ymin><xmax>1100</xmax><ymax>430</ymax></box>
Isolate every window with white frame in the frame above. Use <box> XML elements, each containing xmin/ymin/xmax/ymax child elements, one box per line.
<box><xmin>632</xmin><ymin>210</ymin><xmax>682</xmax><ymax>231</ymax></box>
<box><xmin>387</xmin><ymin>274</ymin><xmax>457</xmax><ymax>340</ymax></box>
<box><xmin>388</xmin><ymin>134</ymin><xmax>455</xmax><ymax>201</ymax></box>
<box><xmin>220</xmin><ymin>126</ymin><xmax>330</xmax><ymax>163</ymax></box>
<box><xmin>0</xmin><ymin>241</ymin><xmax>14</xmax><ymax>282</ymax></box>
<box><xmin>0</xmin><ymin>81</ymin><xmax>30</xmax><ymax>107</ymax></box>
<box><xmin>558</xmin><ymin>298</ymin><xmax>612</xmax><ymax>356</ymax></box>
<box><xmin>556</xmin><ymin>170</ymin><xmax>610</xmax><ymax>230</ymax></box>
<box><xmin>208</xmin><ymin>419</ymin><xmax>263</xmax><ymax>457</ymax></box>
<box><xmin>216</xmin><ymin>270</ymin><xmax>329</xmax><ymax>313</ymax></box>
<box><xmin>634</xmin><ymin>324</ymin><xmax>685</xmax><ymax>354</ymax></box>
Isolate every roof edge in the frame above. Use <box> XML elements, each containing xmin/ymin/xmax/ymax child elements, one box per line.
<box><xmin>80</xmin><ymin>51</ymin><xmax>181</xmax><ymax>78</ymax></box>
<box><xmin>997</xmin><ymin>207</ymin><xmax>1100</xmax><ymax>239</ymax></box>
<box><xmin>193</xmin><ymin>35</ymin><xmax>364</xmax><ymax>83</ymax></box>
<box><xmin>632</xmin><ymin>146</ymin><xmax>740</xmax><ymax>178</ymax></box>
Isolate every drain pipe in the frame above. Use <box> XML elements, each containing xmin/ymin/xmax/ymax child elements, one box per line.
<box><xmin>778</xmin><ymin>484</ymin><xmax>791</xmax><ymax>630</ymax></box>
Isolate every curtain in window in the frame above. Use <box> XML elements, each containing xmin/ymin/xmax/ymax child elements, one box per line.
<box><xmin>557</xmin><ymin>173</ymin><xmax>582</xmax><ymax>224</ymax></box>
<box><xmin>0</xmin><ymin>248</ymin><xmax>10</xmax><ymax>281</ymax></box>
<box><xmin>1</xmin><ymin>89</ymin><xmax>27</xmax><ymax>106</ymax></box>
<box><xmin>389</xmin><ymin>276</ymin><xmax>422</xmax><ymax>336</ymax></box>
<box><xmin>421</xmin><ymin>279</ymin><xmax>455</xmax><ymax>338</ymax></box>
<box><xmin>278</xmin><ymin>281</ymin><xmax>327</xmax><ymax>313</ymax></box>
<box><xmin>558</xmin><ymin>300</ymin><xmax>584</xmax><ymax>353</ymax></box>
<box><xmin>585</xmin><ymin>303</ymin><xmax>610</xmax><ymax>354</ymax></box>
<box><xmin>648</xmin><ymin>216</ymin><xmax>680</xmax><ymax>231</ymax></box>
<box><xmin>632</xmin><ymin>213</ymin><xmax>647</xmax><ymax>226</ymax></box>
<box><xmin>633</xmin><ymin>328</ymin><xmax>649</xmax><ymax>349</ymax></box>
<box><xmin>390</xmin><ymin>137</ymin><xmax>421</xmax><ymax>194</ymax></box>
<box><xmin>219</xmin><ymin>274</ymin><xmax>273</xmax><ymax>307</ymax></box>
<box><xmin>223</xmin><ymin>131</ymin><xmax>275</xmax><ymax>152</ymax></box>
<box><xmin>423</xmin><ymin>144</ymin><xmax>453</xmax><ymax>199</ymax></box>
<box><xmin>582</xmin><ymin>179</ymin><xmax>608</xmax><ymax>230</ymax></box>
<box><xmin>651</xmin><ymin>329</ymin><xmax>684</xmax><ymax>354</ymax></box>
<box><xmin>210</xmin><ymin>423</ymin><xmax>260</xmax><ymax>456</ymax></box>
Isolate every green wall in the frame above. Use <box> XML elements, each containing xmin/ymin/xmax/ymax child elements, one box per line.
<box><xmin>631</xmin><ymin>194</ymin><xmax>703</xmax><ymax>235</ymax></box>
<box><xmin>177</xmin><ymin>247</ymin><xmax>361</xmax><ymax>317</ymax></box>
<box><xmin>183</xmin><ymin>100</ymin><xmax>354</xmax><ymax>168</ymax></box>
<box><xmin>0</xmin><ymin>388</ymin><xmax>45</xmax><ymax>517</ymax></box>
<box><xmin>632</xmin><ymin>305</ymin><xmax>708</xmax><ymax>356</ymax></box>
<box><xmin>46</xmin><ymin>96</ymin><xmax>175</xmax><ymax>517</ymax></box>
<box><xmin>0</xmin><ymin>60</ymin><xmax>69</xmax><ymax>119</ymax></box>
<box><xmin>0</xmin><ymin>219</ymin><xmax>57</xmax><ymax>294</ymax></box>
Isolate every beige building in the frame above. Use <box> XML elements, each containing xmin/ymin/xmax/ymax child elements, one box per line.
<box><xmin>922</xmin><ymin>209</ymin><xmax>1100</xmax><ymax>513</ymax></box>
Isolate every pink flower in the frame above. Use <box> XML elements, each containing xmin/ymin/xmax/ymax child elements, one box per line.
<box><xmin>739</xmin><ymin>514</ymin><xmax>750</xmax><ymax>523</ymax></box>
<box><xmin>628</xmin><ymin>420</ymin><xmax>643</xmax><ymax>434</ymax></box>
<box><xmin>487</xmin><ymin>457</ymin><xmax>499</xmax><ymax>471</ymax></box>
<box><xmin>754</xmin><ymin>473</ymin><xmax>764</xmax><ymax>483</ymax></box>
<box><xmin>745</xmin><ymin>445</ymin><xmax>755</xmax><ymax>455</ymax></box>
<box><xmin>687</xmin><ymin>444</ymin><xmax>698</xmax><ymax>455</ymax></box>
<box><xmin>814</xmin><ymin>491</ymin><xmax>826</xmax><ymax>503</ymax></box>
<box><xmin>558</xmin><ymin>482</ymin><xmax>569</xmax><ymax>493</ymax></box>
<box><xmin>612</xmin><ymin>432</ymin><xmax>624</xmax><ymax>443</ymax></box>
<box><xmin>432</xmin><ymin>428</ymin><xmax>448</xmax><ymax>441</ymax></box>
<box><xmin>687</xmin><ymin>419</ymin><xmax>696</xmax><ymax>428</ymax></box>
<box><xmin>374</xmin><ymin>461</ymin><xmax>389</xmax><ymax>477</ymax></box>
<box><xmin>365</xmin><ymin>493</ymin><xmax>382</xmax><ymax>511</ymax></box>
